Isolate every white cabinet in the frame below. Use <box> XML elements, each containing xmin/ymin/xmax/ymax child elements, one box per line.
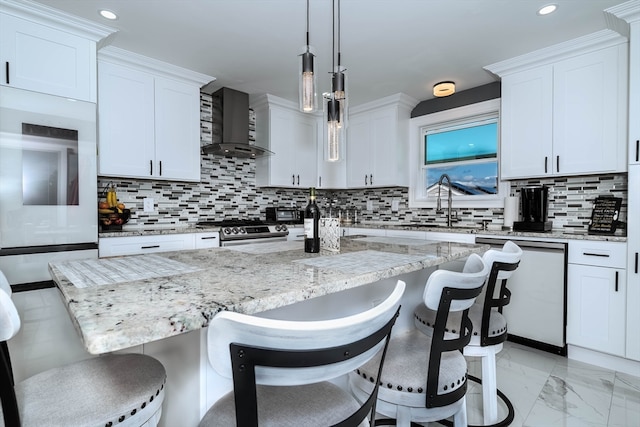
<box><xmin>627</xmin><ymin>166</ymin><xmax>640</xmax><ymax>361</ymax></box>
<box><xmin>98</xmin><ymin>233</ymin><xmax>196</xmax><ymax>257</ymax></box>
<box><xmin>630</xmin><ymin>20</ymin><xmax>640</xmax><ymax>166</ymax></box>
<box><xmin>97</xmin><ymin>47</ymin><xmax>212</xmax><ymax>182</ymax></box>
<box><xmin>195</xmin><ymin>232</ymin><xmax>220</xmax><ymax>248</ymax></box>
<box><xmin>567</xmin><ymin>241</ymin><xmax>626</xmax><ymax>357</ymax></box>
<box><xmin>253</xmin><ymin>94</ymin><xmax>318</xmax><ymax>188</ymax></box>
<box><xmin>346</xmin><ymin>94</ymin><xmax>416</xmax><ymax>188</ymax></box>
<box><xmin>490</xmin><ymin>30</ymin><xmax>628</xmax><ymax>179</ymax></box>
<box><xmin>0</xmin><ymin>1</ymin><xmax>114</xmax><ymax>101</ymax></box>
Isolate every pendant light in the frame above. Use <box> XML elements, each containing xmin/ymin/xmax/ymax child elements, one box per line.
<box><xmin>299</xmin><ymin>0</ymin><xmax>317</xmax><ymax>113</ymax></box>
<box><xmin>325</xmin><ymin>0</ymin><xmax>346</xmax><ymax>162</ymax></box>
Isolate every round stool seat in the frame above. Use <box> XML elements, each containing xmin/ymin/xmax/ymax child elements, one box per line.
<box><xmin>15</xmin><ymin>353</ymin><xmax>166</xmax><ymax>427</ymax></box>
<box><xmin>200</xmin><ymin>382</ymin><xmax>363</xmax><ymax>426</ymax></box>
<box><xmin>414</xmin><ymin>302</ymin><xmax>508</xmax><ymax>346</ymax></box>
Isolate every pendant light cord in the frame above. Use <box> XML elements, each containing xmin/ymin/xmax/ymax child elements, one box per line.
<box><xmin>306</xmin><ymin>0</ymin><xmax>310</xmax><ymax>48</ymax></box>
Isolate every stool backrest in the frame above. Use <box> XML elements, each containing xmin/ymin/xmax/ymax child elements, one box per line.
<box><xmin>423</xmin><ymin>254</ymin><xmax>489</xmax><ymax>409</ymax></box>
<box><xmin>207</xmin><ymin>280</ymin><xmax>406</xmax><ymax>427</ymax></box>
<box><xmin>0</xmin><ymin>270</ymin><xmax>12</xmax><ymax>297</ymax></box>
<box><xmin>478</xmin><ymin>241</ymin><xmax>523</xmax><ymax>346</ymax></box>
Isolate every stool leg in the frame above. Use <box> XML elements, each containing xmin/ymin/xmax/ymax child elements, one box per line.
<box><xmin>481</xmin><ymin>351</ymin><xmax>498</xmax><ymax>425</ymax></box>
<box><xmin>453</xmin><ymin>396</ymin><xmax>468</xmax><ymax>427</ymax></box>
<box><xmin>395</xmin><ymin>405</ymin><xmax>412</xmax><ymax>427</ymax></box>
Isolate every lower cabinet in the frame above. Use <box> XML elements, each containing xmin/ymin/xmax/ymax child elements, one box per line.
<box><xmin>286</xmin><ymin>227</ymin><xmax>306</xmax><ymax>241</ymax></box>
<box><xmin>194</xmin><ymin>232</ymin><xmax>220</xmax><ymax>249</ymax></box>
<box><xmin>99</xmin><ymin>233</ymin><xmax>196</xmax><ymax>257</ymax></box>
<box><xmin>567</xmin><ymin>241</ymin><xmax>627</xmax><ymax>357</ymax></box>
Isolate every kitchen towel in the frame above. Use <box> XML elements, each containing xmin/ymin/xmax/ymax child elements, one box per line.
<box><xmin>504</xmin><ymin>196</ymin><xmax>519</xmax><ymax>228</ymax></box>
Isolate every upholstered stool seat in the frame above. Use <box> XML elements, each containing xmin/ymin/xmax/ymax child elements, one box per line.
<box><xmin>350</xmin><ymin>254</ymin><xmax>490</xmax><ymax>427</ymax></box>
<box><xmin>0</xmin><ymin>279</ymin><xmax>166</xmax><ymax>427</ymax></box>
<box><xmin>201</xmin><ymin>382</ymin><xmax>361</xmax><ymax>426</ymax></box>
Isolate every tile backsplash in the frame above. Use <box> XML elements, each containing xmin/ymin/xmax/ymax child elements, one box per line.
<box><xmin>98</xmin><ymin>154</ymin><xmax>627</xmax><ymax>234</ymax></box>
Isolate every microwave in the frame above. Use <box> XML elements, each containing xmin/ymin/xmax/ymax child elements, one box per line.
<box><xmin>266</xmin><ymin>207</ymin><xmax>303</xmax><ymax>224</ymax></box>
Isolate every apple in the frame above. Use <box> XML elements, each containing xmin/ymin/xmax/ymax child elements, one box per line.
<box><xmin>98</xmin><ymin>201</ymin><xmax>109</xmax><ymax>209</ymax></box>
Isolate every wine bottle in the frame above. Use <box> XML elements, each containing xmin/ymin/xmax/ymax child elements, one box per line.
<box><xmin>304</xmin><ymin>187</ymin><xmax>320</xmax><ymax>253</ymax></box>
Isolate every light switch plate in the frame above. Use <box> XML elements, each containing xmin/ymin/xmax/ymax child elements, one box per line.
<box><xmin>366</xmin><ymin>200</ymin><xmax>373</xmax><ymax>211</ymax></box>
<box><xmin>143</xmin><ymin>198</ymin><xmax>154</xmax><ymax>212</ymax></box>
<box><xmin>391</xmin><ymin>199</ymin><xmax>400</xmax><ymax>212</ymax></box>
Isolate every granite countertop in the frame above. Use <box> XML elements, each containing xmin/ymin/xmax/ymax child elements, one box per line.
<box><xmin>49</xmin><ymin>236</ymin><xmax>486</xmax><ymax>354</ymax></box>
<box><xmin>99</xmin><ymin>222</ymin><xmax>626</xmax><ymax>242</ymax></box>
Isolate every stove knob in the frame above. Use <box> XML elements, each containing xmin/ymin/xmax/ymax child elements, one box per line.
<box><xmin>275</xmin><ymin>225</ymin><xmax>281</xmax><ymax>231</ymax></box>
<box><xmin>223</xmin><ymin>227</ymin><xmax>232</xmax><ymax>234</ymax></box>
<box><xmin>232</xmin><ymin>227</ymin><xmax>239</xmax><ymax>234</ymax></box>
<box><xmin>239</xmin><ymin>228</ymin><xmax>246</xmax><ymax>234</ymax></box>
<box><xmin>281</xmin><ymin>225</ymin><xmax>287</xmax><ymax>231</ymax></box>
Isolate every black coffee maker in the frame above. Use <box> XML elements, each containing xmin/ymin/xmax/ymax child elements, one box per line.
<box><xmin>513</xmin><ymin>185</ymin><xmax>552</xmax><ymax>232</ymax></box>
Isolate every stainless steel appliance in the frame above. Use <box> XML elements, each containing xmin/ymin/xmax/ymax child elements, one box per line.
<box><xmin>513</xmin><ymin>185</ymin><xmax>552</xmax><ymax>232</ymax></box>
<box><xmin>196</xmin><ymin>220</ymin><xmax>289</xmax><ymax>247</ymax></box>
<box><xmin>0</xmin><ymin>86</ymin><xmax>98</xmax><ymax>285</ymax></box>
<box><xmin>476</xmin><ymin>237</ymin><xmax>567</xmax><ymax>355</ymax></box>
<box><xmin>265</xmin><ymin>207</ymin><xmax>303</xmax><ymax>224</ymax></box>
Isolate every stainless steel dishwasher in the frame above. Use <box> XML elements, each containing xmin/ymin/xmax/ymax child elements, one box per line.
<box><xmin>476</xmin><ymin>237</ymin><xmax>567</xmax><ymax>355</ymax></box>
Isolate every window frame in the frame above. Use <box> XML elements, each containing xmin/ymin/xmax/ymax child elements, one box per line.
<box><xmin>409</xmin><ymin>99</ymin><xmax>509</xmax><ymax>209</ymax></box>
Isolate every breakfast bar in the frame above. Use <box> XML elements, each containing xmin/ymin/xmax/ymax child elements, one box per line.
<box><xmin>48</xmin><ymin>235</ymin><xmax>487</xmax><ymax>426</ymax></box>
<box><xmin>49</xmin><ymin>236</ymin><xmax>487</xmax><ymax>354</ymax></box>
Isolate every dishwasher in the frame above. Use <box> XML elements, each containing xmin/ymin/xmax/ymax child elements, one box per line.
<box><xmin>476</xmin><ymin>237</ymin><xmax>567</xmax><ymax>355</ymax></box>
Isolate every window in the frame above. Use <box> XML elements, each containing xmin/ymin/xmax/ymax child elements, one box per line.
<box><xmin>409</xmin><ymin>99</ymin><xmax>508</xmax><ymax>208</ymax></box>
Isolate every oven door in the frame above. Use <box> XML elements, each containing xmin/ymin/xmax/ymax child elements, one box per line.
<box><xmin>220</xmin><ymin>236</ymin><xmax>288</xmax><ymax>247</ymax></box>
<box><xmin>0</xmin><ymin>86</ymin><xmax>97</xmax><ymax>249</ymax></box>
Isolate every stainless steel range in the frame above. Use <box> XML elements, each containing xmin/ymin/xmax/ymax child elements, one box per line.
<box><xmin>196</xmin><ymin>220</ymin><xmax>289</xmax><ymax>247</ymax></box>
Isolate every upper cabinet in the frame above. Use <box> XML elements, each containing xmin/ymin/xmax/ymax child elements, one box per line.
<box><xmin>0</xmin><ymin>0</ymin><xmax>115</xmax><ymax>102</ymax></box>
<box><xmin>346</xmin><ymin>94</ymin><xmax>417</xmax><ymax>188</ymax></box>
<box><xmin>487</xmin><ymin>30</ymin><xmax>628</xmax><ymax>180</ymax></box>
<box><xmin>253</xmin><ymin>94</ymin><xmax>318</xmax><ymax>188</ymax></box>
<box><xmin>97</xmin><ymin>47</ymin><xmax>213</xmax><ymax>182</ymax></box>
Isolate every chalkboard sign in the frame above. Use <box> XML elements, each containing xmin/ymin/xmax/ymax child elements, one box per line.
<box><xmin>588</xmin><ymin>196</ymin><xmax>622</xmax><ymax>235</ymax></box>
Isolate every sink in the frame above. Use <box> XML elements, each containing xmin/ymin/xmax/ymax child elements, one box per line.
<box><xmin>400</xmin><ymin>223</ymin><xmax>480</xmax><ymax>231</ymax></box>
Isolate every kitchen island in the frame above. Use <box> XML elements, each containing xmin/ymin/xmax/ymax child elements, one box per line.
<box><xmin>48</xmin><ymin>235</ymin><xmax>487</xmax><ymax>426</ymax></box>
<box><xmin>49</xmin><ymin>235</ymin><xmax>486</xmax><ymax>354</ymax></box>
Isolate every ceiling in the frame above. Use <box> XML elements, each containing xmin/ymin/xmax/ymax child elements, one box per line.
<box><xmin>29</xmin><ymin>0</ymin><xmax>628</xmax><ymax>108</ymax></box>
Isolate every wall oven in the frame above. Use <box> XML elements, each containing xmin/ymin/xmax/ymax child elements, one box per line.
<box><xmin>0</xmin><ymin>86</ymin><xmax>98</xmax><ymax>286</ymax></box>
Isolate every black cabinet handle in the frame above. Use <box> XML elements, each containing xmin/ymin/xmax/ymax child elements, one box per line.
<box><xmin>318</xmin><ymin>176</ymin><xmax>322</xmax><ymax>187</ymax></box>
<box><xmin>583</xmin><ymin>252</ymin><xmax>610</xmax><ymax>257</ymax></box>
<box><xmin>636</xmin><ymin>140</ymin><xmax>639</xmax><ymax>163</ymax></box>
<box><xmin>5</xmin><ymin>62</ymin><xmax>8</xmax><ymax>84</ymax></box>
<box><xmin>296</xmin><ymin>174</ymin><xmax>300</xmax><ymax>185</ymax></box>
<box><xmin>292</xmin><ymin>174</ymin><xmax>295</xmax><ymax>185</ymax></box>
<box><xmin>556</xmin><ymin>155</ymin><xmax>560</xmax><ymax>173</ymax></box>
<box><xmin>635</xmin><ymin>252</ymin><xmax>638</xmax><ymax>274</ymax></box>
<box><xmin>370</xmin><ymin>174</ymin><xmax>373</xmax><ymax>185</ymax></box>
<box><xmin>615</xmin><ymin>271</ymin><xmax>619</xmax><ymax>292</ymax></box>
<box><xmin>159</xmin><ymin>160</ymin><xmax>162</xmax><ymax>176</ymax></box>
<box><xmin>200</xmin><ymin>237</ymin><xmax>217</xmax><ymax>240</ymax></box>
<box><xmin>150</xmin><ymin>160</ymin><xmax>153</xmax><ymax>175</ymax></box>
<box><xmin>544</xmin><ymin>156</ymin><xmax>548</xmax><ymax>173</ymax></box>
<box><xmin>365</xmin><ymin>174</ymin><xmax>368</xmax><ymax>185</ymax></box>
<box><xmin>141</xmin><ymin>245</ymin><xmax>160</xmax><ymax>250</ymax></box>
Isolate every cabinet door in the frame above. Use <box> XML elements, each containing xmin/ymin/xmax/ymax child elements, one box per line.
<box><xmin>500</xmin><ymin>65</ymin><xmax>553</xmax><ymax>179</ymax></box>
<box><xmin>0</xmin><ymin>14</ymin><xmax>94</xmax><ymax>102</ymax></box>
<box><xmin>629</xmin><ymin>21</ymin><xmax>639</xmax><ymax>165</ymax></box>
<box><xmin>553</xmin><ymin>46</ymin><xmax>626</xmax><ymax>175</ymax></box>
<box><xmin>346</xmin><ymin>113</ymin><xmax>372</xmax><ymax>187</ymax></box>
<box><xmin>627</xmin><ymin>165</ymin><xmax>640</xmax><ymax>361</ymax></box>
<box><xmin>98</xmin><ymin>61</ymin><xmax>155</xmax><ymax>178</ymax></box>
<box><xmin>369</xmin><ymin>107</ymin><xmax>398</xmax><ymax>186</ymax></box>
<box><xmin>267</xmin><ymin>107</ymin><xmax>298</xmax><ymax>186</ymax></box>
<box><xmin>154</xmin><ymin>77</ymin><xmax>201</xmax><ymax>182</ymax></box>
<box><xmin>293</xmin><ymin>113</ymin><xmax>318</xmax><ymax>187</ymax></box>
<box><xmin>567</xmin><ymin>264</ymin><xmax>626</xmax><ymax>356</ymax></box>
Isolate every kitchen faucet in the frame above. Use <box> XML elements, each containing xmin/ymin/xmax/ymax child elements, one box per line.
<box><xmin>436</xmin><ymin>173</ymin><xmax>453</xmax><ymax>227</ymax></box>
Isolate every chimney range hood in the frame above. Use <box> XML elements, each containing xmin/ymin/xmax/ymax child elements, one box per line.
<box><xmin>201</xmin><ymin>87</ymin><xmax>273</xmax><ymax>158</ymax></box>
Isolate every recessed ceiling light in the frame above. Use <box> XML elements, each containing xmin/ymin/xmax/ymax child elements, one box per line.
<box><xmin>537</xmin><ymin>4</ymin><xmax>557</xmax><ymax>15</ymax></box>
<box><xmin>99</xmin><ymin>9</ymin><xmax>118</xmax><ymax>20</ymax></box>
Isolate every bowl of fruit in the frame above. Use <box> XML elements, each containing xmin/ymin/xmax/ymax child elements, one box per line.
<box><xmin>98</xmin><ymin>186</ymin><xmax>130</xmax><ymax>231</ymax></box>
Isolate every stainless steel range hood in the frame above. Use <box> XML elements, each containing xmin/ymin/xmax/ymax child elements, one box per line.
<box><xmin>201</xmin><ymin>87</ymin><xmax>272</xmax><ymax>158</ymax></box>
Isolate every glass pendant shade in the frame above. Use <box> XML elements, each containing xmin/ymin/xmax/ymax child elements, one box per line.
<box><xmin>326</xmin><ymin>97</ymin><xmax>342</xmax><ymax>162</ymax></box>
<box><xmin>299</xmin><ymin>49</ymin><xmax>317</xmax><ymax>112</ymax></box>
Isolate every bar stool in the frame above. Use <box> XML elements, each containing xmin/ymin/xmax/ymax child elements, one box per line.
<box><xmin>0</xmin><ymin>286</ymin><xmax>167</xmax><ymax>427</ymax></box>
<box><xmin>199</xmin><ymin>280</ymin><xmax>405</xmax><ymax>427</ymax></box>
<box><xmin>414</xmin><ymin>241</ymin><xmax>522</xmax><ymax>426</ymax></box>
<box><xmin>349</xmin><ymin>254</ymin><xmax>489</xmax><ymax>427</ymax></box>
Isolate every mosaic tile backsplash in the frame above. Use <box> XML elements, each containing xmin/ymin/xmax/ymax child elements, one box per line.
<box><xmin>98</xmin><ymin>157</ymin><xmax>627</xmax><ymax>234</ymax></box>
